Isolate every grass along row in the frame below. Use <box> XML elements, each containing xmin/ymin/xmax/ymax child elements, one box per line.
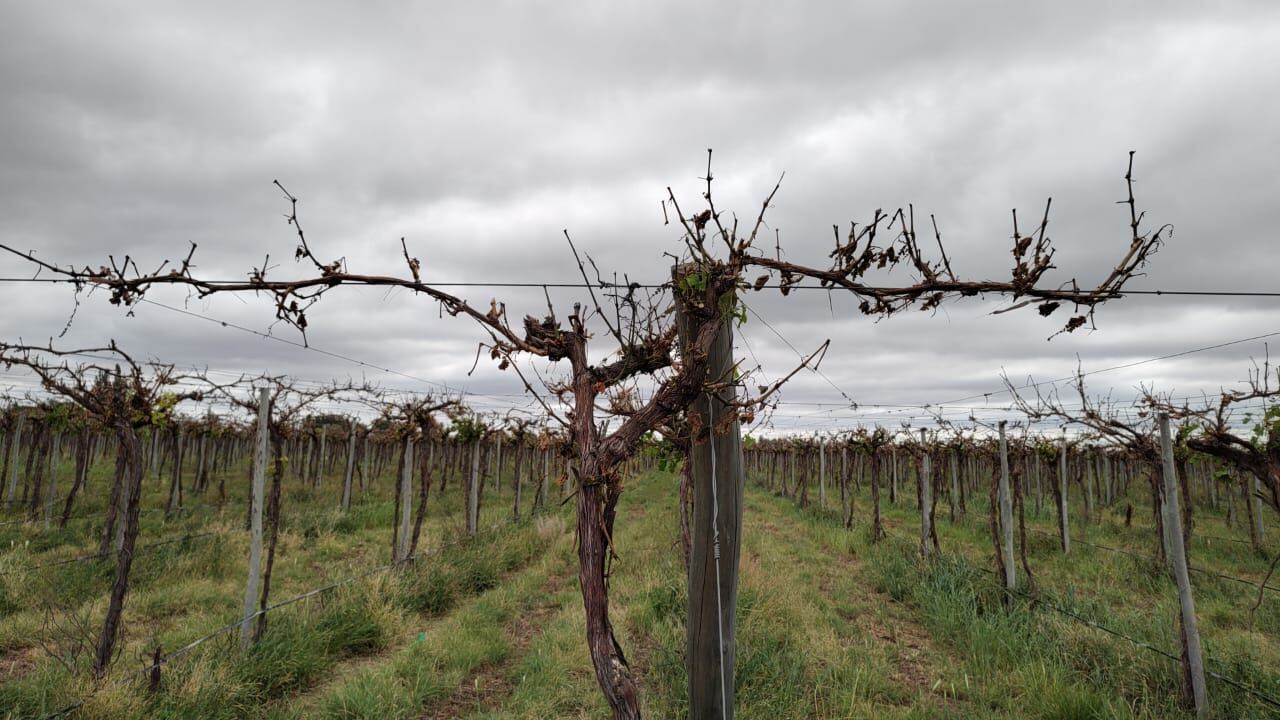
<box><xmin>0</xmin><ymin>440</ymin><xmax>569</xmax><ymax>719</ymax></box>
<box><xmin>753</xmin><ymin>467</ymin><xmax>1280</xmax><ymax>718</ymax></box>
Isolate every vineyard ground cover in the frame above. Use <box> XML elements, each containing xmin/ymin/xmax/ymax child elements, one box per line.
<box><xmin>750</xmin><ymin>466</ymin><xmax>1280</xmax><ymax>719</ymax></box>
<box><xmin>5</xmin><ymin>454</ymin><xmax>1280</xmax><ymax>718</ymax></box>
<box><xmin>0</xmin><ymin>448</ymin><xmax>569</xmax><ymax>719</ymax></box>
<box><xmin>323</xmin><ymin>470</ymin><xmax>989</xmax><ymax>719</ymax></box>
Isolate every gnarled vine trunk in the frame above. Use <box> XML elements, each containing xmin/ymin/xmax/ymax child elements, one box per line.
<box><xmin>93</xmin><ymin>426</ymin><xmax>144</xmax><ymax>677</ymax></box>
<box><xmin>576</xmin><ymin>464</ymin><xmax>639</xmax><ymax>719</ymax></box>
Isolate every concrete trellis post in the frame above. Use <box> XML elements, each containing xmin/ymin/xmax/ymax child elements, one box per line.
<box><xmin>1159</xmin><ymin>413</ymin><xmax>1207</xmax><ymax>717</ymax></box>
<box><xmin>998</xmin><ymin>422</ymin><xmax>1015</xmax><ymax>590</ymax></box>
<box><xmin>241</xmin><ymin>388</ymin><xmax>270</xmax><ymax>651</ymax></box>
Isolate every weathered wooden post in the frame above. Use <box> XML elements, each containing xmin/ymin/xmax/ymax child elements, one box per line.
<box><xmin>787</xmin><ymin>450</ymin><xmax>795</xmax><ymax>497</ymax></box>
<box><xmin>839</xmin><ymin>444</ymin><xmax>850</xmax><ymax>525</ymax></box>
<box><xmin>467</xmin><ymin>440</ymin><xmax>481</xmax><ymax>536</ymax></box>
<box><xmin>316</xmin><ymin>426</ymin><xmax>327</xmax><ymax>490</ymax></box>
<box><xmin>44</xmin><ymin>433</ymin><xmax>59</xmax><ymax>528</ymax></box>
<box><xmin>675</xmin><ymin>264</ymin><xmax>744</xmax><ymax>720</ymax></box>
<box><xmin>360</xmin><ymin>434</ymin><xmax>370</xmax><ymax>492</ymax></box>
<box><xmin>818</xmin><ymin>437</ymin><xmax>827</xmax><ymax>509</ymax></box>
<box><xmin>1102</xmin><ymin>454</ymin><xmax>1113</xmax><ymax>507</ymax></box>
<box><xmin>493</xmin><ymin>433</ymin><xmax>503</xmax><ymax>494</ymax></box>
<box><xmin>1159</xmin><ymin>413</ymin><xmax>1207</xmax><ymax>717</ymax></box>
<box><xmin>148</xmin><ymin>645</ymin><xmax>162</xmax><ymax>693</ymax></box>
<box><xmin>5</xmin><ymin>413</ymin><xmax>22</xmax><ymax>502</ymax></box>
<box><xmin>890</xmin><ymin>447</ymin><xmax>899</xmax><ymax>504</ymax></box>
<box><xmin>949</xmin><ymin>449</ymin><xmax>959</xmax><ymax>523</ymax></box>
<box><xmin>241</xmin><ymin>388</ymin><xmax>269</xmax><ymax>650</ymax></box>
<box><xmin>1057</xmin><ymin>435</ymin><xmax>1071</xmax><ymax>555</ymax></box>
<box><xmin>512</xmin><ymin>441</ymin><xmax>523</xmax><ymax>522</ymax></box>
<box><xmin>397</xmin><ymin>436</ymin><xmax>414</xmax><ymax>561</ymax></box>
<box><xmin>150</xmin><ymin>426</ymin><xmax>160</xmax><ymax>486</ymax></box>
<box><xmin>919</xmin><ymin>429</ymin><xmax>933</xmax><ymax>558</ymax></box>
<box><xmin>341</xmin><ymin>419</ymin><xmax>356</xmax><ymax>511</ymax></box>
<box><xmin>998</xmin><ymin>422</ymin><xmax>1015</xmax><ymax>590</ymax></box>
<box><xmin>1083</xmin><ymin>448</ymin><xmax>1096</xmax><ymax>523</ymax></box>
<box><xmin>166</xmin><ymin>428</ymin><xmax>184</xmax><ymax>514</ymax></box>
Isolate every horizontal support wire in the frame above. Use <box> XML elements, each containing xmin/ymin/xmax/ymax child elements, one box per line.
<box><xmin>967</xmin><ymin>552</ymin><xmax>1280</xmax><ymax>711</ymax></box>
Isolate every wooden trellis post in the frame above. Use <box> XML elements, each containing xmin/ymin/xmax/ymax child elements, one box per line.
<box><xmin>316</xmin><ymin>426</ymin><xmax>327</xmax><ymax>490</ymax></box>
<box><xmin>397</xmin><ymin>436</ymin><xmax>414</xmax><ymax>561</ymax></box>
<box><xmin>919</xmin><ymin>429</ymin><xmax>933</xmax><ymax>558</ymax></box>
<box><xmin>998</xmin><ymin>422</ymin><xmax>1015</xmax><ymax>590</ymax></box>
<box><xmin>467</xmin><ymin>440</ymin><xmax>481</xmax><ymax>536</ymax></box>
<box><xmin>5</xmin><ymin>413</ymin><xmax>22</xmax><ymax>502</ymax></box>
<box><xmin>1057</xmin><ymin>435</ymin><xmax>1071</xmax><ymax>555</ymax></box>
<box><xmin>44</xmin><ymin>433</ymin><xmax>59</xmax><ymax>528</ymax></box>
<box><xmin>949</xmin><ymin>449</ymin><xmax>959</xmax><ymax>523</ymax></box>
<box><xmin>674</xmin><ymin>263</ymin><xmax>744</xmax><ymax>720</ymax></box>
<box><xmin>1159</xmin><ymin>413</ymin><xmax>1207</xmax><ymax>717</ymax></box>
<box><xmin>890</xmin><ymin>447</ymin><xmax>898</xmax><ymax>504</ymax></box>
<box><xmin>493</xmin><ymin>434</ymin><xmax>502</xmax><ymax>494</ymax></box>
<box><xmin>241</xmin><ymin>387</ymin><xmax>269</xmax><ymax>650</ymax></box>
<box><xmin>341</xmin><ymin>419</ymin><xmax>356</xmax><ymax>511</ymax></box>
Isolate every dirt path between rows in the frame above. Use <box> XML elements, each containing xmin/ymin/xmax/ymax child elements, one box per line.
<box><xmin>420</xmin><ymin>563</ymin><xmax>573</xmax><ymax>719</ymax></box>
<box><xmin>752</xmin><ymin>491</ymin><xmax>962</xmax><ymax>705</ymax></box>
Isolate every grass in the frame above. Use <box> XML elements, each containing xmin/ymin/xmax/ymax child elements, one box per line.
<box><xmin>3</xmin><ymin>449</ymin><xmax>1280</xmax><ymax>718</ymax></box>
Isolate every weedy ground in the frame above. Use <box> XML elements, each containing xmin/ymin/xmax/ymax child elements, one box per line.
<box><xmin>1</xmin><ymin>458</ymin><xmax>1278</xmax><ymax>718</ymax></box>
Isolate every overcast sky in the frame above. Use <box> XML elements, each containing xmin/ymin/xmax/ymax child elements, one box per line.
<box><xmin>1</xmin><ymin>1</ymin><xmax>1277</xmax><ymax>435</ymax></box>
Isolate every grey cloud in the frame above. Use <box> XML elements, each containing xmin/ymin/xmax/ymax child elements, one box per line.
<box><xmin>2</xmin><ymin>1</ymin><xmax>1278</xmax><ymax>431</ymax></box>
